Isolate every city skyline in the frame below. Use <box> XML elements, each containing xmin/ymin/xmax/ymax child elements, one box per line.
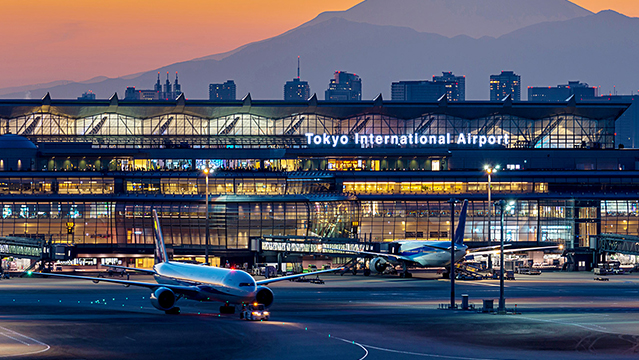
<box><xmin>1</xmin><ymin>1</ymin><xmax>638</xmax><ymax>90</ymax></box>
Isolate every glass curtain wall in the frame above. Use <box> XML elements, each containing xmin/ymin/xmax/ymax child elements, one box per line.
<box><xmin>3</xmin><ymin>111</ymin><xmax>615</xmax><ymax>150</ymax></box>
<box><xmin>4</xmin><ymin>199</ymin><xmax>639</xmax><ymax>249</ymax></box>
<box><xmin>359</xmin><ymin>200</ymin><xmax>550</xmax><ymax>244</ymax></box>
<box><xmin>601</xmin><ymin>201</ymin><xmax>639</xmax><ymax>236</ymax></box>
<box><xmin>0</xmin><ymin>200</ymin><xmax>358</xmax><ymax>248</ymax></box>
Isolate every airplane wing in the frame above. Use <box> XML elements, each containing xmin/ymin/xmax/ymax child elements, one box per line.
<box><xmin>322</xmin><ymin>247</ymin><xmax>417</xmax><ymax>264</ymax></box>
<box><xmin>469</xmin><ymin>245</ymin><xmax>559</xmax><ymax>256</ymax></box>
<box><xmin>416</xmin><ymin>243</ymin><xmax>460</xmax><ymax>251</ymax></box>
<box><xmin>103</xmin><ymin>265</ymin><xmax>157</xmax><ymax>274</ymax></box>
<box><xmin>30</xmin><ymin>272</ymin><xmax>200</xmax><ymax>297</ymax></box>
<box><xmin>255</xmin><ymin>267</ymin><xmax>345</xmax><ymax>285</ymax></box>
<box><xmin>467</xmin><ymin>244</ymin><xmax>512</xmax><ymax>253</ymax></box>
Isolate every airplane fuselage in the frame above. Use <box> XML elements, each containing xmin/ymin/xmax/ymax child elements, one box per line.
<box><xmin>395</xmin><ymin>241</ymin><xmax>468</xmax><ymax>268</ymax></box>
<box><xmin>33</xmin><ymin>208</ymin><xmax>339</xmax><ymax>314</ymax></box>
<box><xmin>153</xmin><ymin>262</ymin><xmax>258</xmax><ymax>304</ymax></box>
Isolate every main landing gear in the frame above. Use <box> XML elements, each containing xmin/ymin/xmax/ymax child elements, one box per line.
<box><xmin>441</xmin><ymin>267</ymin><xmax>451</xmax><ymax>279</ymax></box>
<box><xmin>399</xmin><ymin>263</ymin><xmax>412</xmax><ymax>278</ymax></box>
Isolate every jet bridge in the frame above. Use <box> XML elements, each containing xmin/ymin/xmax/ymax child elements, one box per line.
<box><xmin>252</xmin><ymin>236</ymin><xmax>374</xmax><ymax>258</ymax></box>
<box><xmin>0</xmin><ymin>236</ymin><xmax>45</xmax><ymax>259</ymax></box>
<box><xmin>250</xmin><ymin>236</ymin><xmax>374</xmax><ymax>274</ymax></box>
<box><xmin>0</xmin><ymin>236</ymin><xmax>74</xmax><ymax>274</ymax></box>
<box><xmin>591</xmin><ymin>233</ymin><xmax>639</xmax><ymax>256</ymax></box>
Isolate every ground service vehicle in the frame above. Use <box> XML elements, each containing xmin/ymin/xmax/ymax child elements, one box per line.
<box><xmin>241</xmin><ymin>303</ymin><xmax>269</xmax><ymax>321</ymax></box>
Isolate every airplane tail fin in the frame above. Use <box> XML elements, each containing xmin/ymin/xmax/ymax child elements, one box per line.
<box><xmin>454</xmin><ymin>200</ymin><xmax>468</xmax><ymax>245</ymax></box>
<box><xmin>152</xmin><ymin>209</ymin><xmax>168</xmax><ymax>264</ymax></box>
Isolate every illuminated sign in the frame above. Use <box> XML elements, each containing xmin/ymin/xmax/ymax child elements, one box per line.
<box><xmin>261</xmin><ymin>241</ymin><xmax>367</xmax><ymax>254</ymax></box>
<box><xmin>304</xmin><ymin>132</ymin><xmax>509</xmax><ymax>148</ymax></box>
<box><xmin>58</xmin><ymin>258</ymin><xmax>98</xmax><ymax>266</ymax></box>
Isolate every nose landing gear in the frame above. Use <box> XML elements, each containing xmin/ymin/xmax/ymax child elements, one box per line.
<box><xmin>220</xmin><ymin>301</ymin><xmax>236</xmax><ymax>314</ymax></box>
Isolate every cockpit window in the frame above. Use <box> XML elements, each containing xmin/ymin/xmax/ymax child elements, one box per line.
<box><xmin>239</xmin><ymin>282</ymin><xmax>253</xmax><ymax>287</ymax></box>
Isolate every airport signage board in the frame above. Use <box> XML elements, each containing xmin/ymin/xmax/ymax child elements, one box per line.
<box><xmin>304</xmin><ymin>132</ymin><xmax>509</xmax><ymax>148</ymax></box>
<box><xmin>261</xmin><ymin>240</ymin><xmax>366</xmax><ymax>254</ymax></box>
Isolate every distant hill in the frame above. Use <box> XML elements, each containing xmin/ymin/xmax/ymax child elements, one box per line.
<box><xmin>1</xmin><ymin>10</ymin><xmax>638</xmax><ymax>101</ymax></box>
<box><xmin>302</xmin><ymin>0</ymin><xmax>591</xmax><ymax>38</ymax></box>
<box><xmin>0</xmin><ymin>80</ymin><xmax>73</xmax><ymax>97</ymax></box>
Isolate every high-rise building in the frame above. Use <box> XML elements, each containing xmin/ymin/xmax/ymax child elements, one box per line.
<box><xmin>325</xmin><ymin>71</ymin><xmax>361</xmax><ymax>101</ymax></box>
<box><xmin>284</xmin><ymin>78</ymin><xmax>311</xmax><ymax>101</ymax></box>
<box><xmin>528</xmin><ymin>81</ymin><xmax>598</xmax><ymax>102</ymax></box>
<box><xmin>125</xmin><ymin>87</ymin><xmax>161</xmax><ymax>101</ymax></box>
<box><xmin>154</xmin><ymin>73</ymin><xmax>162</xmax><ymax>93</ymax></box>
<box><xmin>433</xmin><ymin>72</ymin><xmax>465</xmax><ymax>102</ymax></box>
<box><xmin>173</xmin><ymin>72</ymin><xmax>181</xmax><ymax>97</ymax></box>
<box><xmin>391</xmin><ymin>81</ymin><xmax>444</xmax><ymax>102</ymax></box>
<box><xmin>159</xmin><ymin>72</ymin><xmax>181</xmax><ymax>100</ymax></box>
<box><xmin>124</xmin><ymin>72</ymin><xmax>183</xmax><ymax>100</ymax></box>
<box><xmin>392</xmin><ymin>72</ymin><xmax>466</xmax><ymax>102</ymax></box>
<box><xmin>284</xmin><ymin>57</ymin><xmax>311</xmax><ymax>101</ymax></box>
<box><xmin>490</xmin><ymin>71</ymin><xmax>521</xmax><ymax>101</ymax></box>
<box><xmin>77</xmin><ymin>91</ymin><xmax>96</xmax><ymax>100</ymax></box>
<box><xmin>209</xmin><ymin>80</ymin><xmax>236</xmax><ymax>101</ymax></box>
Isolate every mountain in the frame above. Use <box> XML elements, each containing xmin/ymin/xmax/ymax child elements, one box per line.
<box><xmin>0</xmin><ymin>80</ymin><xmax>74</xmax><ymax>97</ymax></box>
<box><xmin>0</xmin><ymin>76</ymin><xmax>114</xmax><ymax>97</ymax></box>
<box><xmin>1</xmin><ymin>10</ymin><xmax>638</xmax><ymax>101</ymax></box>
<box><xmin>302</xmin><ymin>0</ymin><xmax>592</xmax><ymax>38</ymax></box>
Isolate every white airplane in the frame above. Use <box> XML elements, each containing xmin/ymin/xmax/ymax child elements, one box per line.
<box><xmin>33</xmin><ymin>210</ymin><xmax>342</xmax><ymax>316</ymax></box>
<box><xmin>326</xmin><ymin>200</ymin><xmax>558</xmax><ymax>278</ymax></box>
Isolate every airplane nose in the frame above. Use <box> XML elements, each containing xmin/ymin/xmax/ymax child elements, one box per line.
<box><xmin>224</xmin><ymin>270</ymin><xmax>257</xmax><ymax>293</ymax></box>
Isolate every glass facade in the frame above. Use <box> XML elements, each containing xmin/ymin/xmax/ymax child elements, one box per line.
<box><xmin>0</xmin><ymin>101</ymin><xmax>617</xmax><ymax>150</ymax></box>
<box><xmin>2</xmin><ymin>197</ymin><xmax>636</xmax><ymax>251</ymax></box>
<box><xmin>0</xmin><ymin>99</ymin><xmax>633</xmax><ymax>261</ymax></box>
<box><xmin>601</xmin><ymin>201</ymin><xmax>639</xmax><ymax>237</ymax></box>
<box><xmin>0</xmin><ymin>200</ymin><xmax>358</xmax><ymax>248</ymax></box>
<box><xmin>358</xmin><ymin>200</ymin><xmax>569</xmax><ymax>244</ymax></box>
<box><xmin>344</xmin><ymin>181</ymin><xmax>547</xmax><ymax>195</ymax></box>
<box><xmin>0</xmin><ymin>179</ymin><xmax>635</xmax><ymax>255</ymax></box>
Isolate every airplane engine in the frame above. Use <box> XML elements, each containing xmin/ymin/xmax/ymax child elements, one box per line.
<box><xmin>370</xmin><ymin>257</ymin><xmax>389</xmax><ymax>273</ymax></box>
<box><xmin>255</xmin><ymin>286</ymin><xmax>274</xmax><ymax>307</ymax></box>
<box><xmin>150</xmin><ymin>287</ymin><xmax>176</xmax><ymax>311</ymax></box>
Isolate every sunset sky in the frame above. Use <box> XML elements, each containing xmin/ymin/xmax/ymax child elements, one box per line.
<box><xmin>1</xmin><ymin>0</ymin><xmax>637</xmax><ymax>89</ymax></box>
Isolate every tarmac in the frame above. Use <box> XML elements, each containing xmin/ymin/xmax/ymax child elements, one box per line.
<box><xmin>2</xmin><ymin>270</ymin><xmax>639</xmax><ymax>359</ymax></box>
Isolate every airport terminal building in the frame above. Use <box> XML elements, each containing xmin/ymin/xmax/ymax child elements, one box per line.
<box><xmin>0</xmin><ymin>93</ymin><xmax>636</xmax><ymax>269</ymax></box>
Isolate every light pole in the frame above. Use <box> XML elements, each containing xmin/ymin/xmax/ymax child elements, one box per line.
<box><xmin>448</xmin><ymin>198</ymin><xmax>459</xmax><ymax>309</ymax></box>
<box><xmin>484</xmin><ymin>165</ymin><xmax>499</xmax><ymax>270</ymax></box>
<box><xmin>204</xmin><ymin>167</ymin><xmax>210</xmax><ymax>266</ymax></box>
<box><xmin>498</xmin><ymin>199</ymin><xmax>514</xmax><ymax>314</ymax></box>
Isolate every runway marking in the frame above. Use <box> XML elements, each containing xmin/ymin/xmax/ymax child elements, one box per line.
<box><xmin>460</xmin><ymin>282</ymin><xmax>501</xmax><ymax>287</ymax></box>
<box><xmin>124</xmin><ymin>336</ymin><xmax>137</xmax><ymax>341</ymax></box>
<box><xmin>0</xmin><ymin>326</ymin><xmax>50</xmax><ymax>358</ymax></box>
<box><xmin>516</xmin><ymin>316</ymin><xmax>614</xmax><ymax>334</ymax></box>
<box><xmin>332</xmin><ymin>336</ymin><xmax>496</xmax><ymax>359</ymax></box>
<box><xmin>0</xmin><ymin>333</ymin><xmax>30</xmax><ymax>346</ymax></box>
<box><xmin>334</xmin><ymin>336</ymin><xmax>368</xmax><ymax>359</ymax></box>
